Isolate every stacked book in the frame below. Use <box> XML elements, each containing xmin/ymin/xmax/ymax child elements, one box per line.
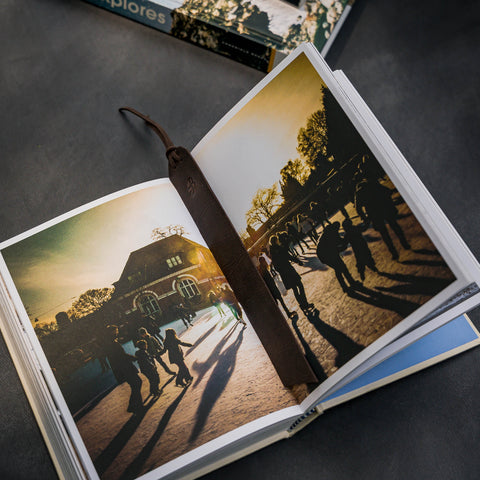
<box><xmin>82</xmin><ymin>0</ymin><xmax>353</xmax><ymax>71</ymax></box>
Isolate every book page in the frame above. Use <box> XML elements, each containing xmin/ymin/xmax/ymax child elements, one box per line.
<box><xmin>319</xmin><ymin>314</ymin><xmax>480</xmax><ymax>409</ymax></box>
<box><xmin>192</xmin><ymin>44</ymin><xmax>478</xmax><ymax>401</ymax></box>
<box><xmin>0</xmin><ymin>179</ymin><xmax>301</xmax><ymax>480</ymax></box>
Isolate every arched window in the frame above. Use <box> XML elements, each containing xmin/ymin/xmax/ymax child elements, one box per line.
<box><xmin>138</xmin><ymin>294</ymin><xmax>161</xmax><ymax>315</ymax></box>
<box><xmin>178</xmin><ymin>278</ymin><xmax>200</xmax><ymax>299</ymax></box>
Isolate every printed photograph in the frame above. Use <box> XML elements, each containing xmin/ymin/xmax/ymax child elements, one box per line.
<box><xmin>193</xmin><ymin>52</ymin><xmax>457</xmax><ymax>383</ymax></box>
<box><xmin>0</xmin><ymin>182</ymin><xmax>298</xmax><ymax>480</ymax></box>
<box><xmin>169</xmin><ymin>0</ymin><xmax>349</xmax><ymax>55</ymax></box>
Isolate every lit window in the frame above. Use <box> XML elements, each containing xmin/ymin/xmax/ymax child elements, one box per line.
<box><xmin>138</xmin><ymin>294</ymin><xmax>161</xmax><ymax>315</ymax></box>
<box><xmin>166</xmin><ymin>255</ymin><xmax>183</xmax><ymax>268</ymax></box>
<box><xmin>178</xmin><ymin>278</ymin><xmax>200</xmax><ymax>299</ymax></box>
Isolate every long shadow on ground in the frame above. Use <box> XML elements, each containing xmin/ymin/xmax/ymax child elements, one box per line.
<box><xmin>400</xmin><ymin>258</ymin><xmax>450</xmax><ymax>267</ymax></box>
<box><xmin>347</xmin><ymin>284</ymin><xmax>420</xmax><ymax>318</ymax></box>
<box><xmin>413</xmin><ymin>248</ymin><xmax>441</xmax><ymax>256</ymax></box>
<box><xmin>376</xmin><ymin>272</ymin><xmax>453</xmax><ymax>296</ymax></box>
<box><xmin>189</xmin><ymin>328</ymin><xmax>245</xmax><ymax>443</ymax></box>
<box><xmin>291</xmin><ymin>315</ymin><xmax>327</xmax><ymax>384</ymax></box>
<box><xmin>304</xmin><ymin>310</ymin><xmax>364</xmax><ymax>369</ymax></box>
<box><xmin>190</xmin><ymin>323</ymin><xmax>238</xmax><ymax>387</ymax></box>
<box><xmin>299</xmin><ymin>253</ymin><xmax>329</xmax><ymax>274</ymax></box>
<box><xmin>94</xmin><ymin>394</ymin><xmax>161</xmax><ymax>477</ymax></box>
<box><xmin>185</xmin><ymin>324</ymin><xmax>217</xmax><ymax>357</ymax></box>
<box><xmin>118</xmin><ymin>387</ymin><xmax>189</xmax><ymax>480</ymax></box>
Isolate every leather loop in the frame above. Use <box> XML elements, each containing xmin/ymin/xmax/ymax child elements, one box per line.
<box><xmin>165</xmin><ymin>146</ymin><xmax>181</xmax><ymax>168</ymax></box>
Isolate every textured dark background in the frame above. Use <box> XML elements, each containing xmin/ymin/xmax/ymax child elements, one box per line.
<box><xmin>1</xmin><ymin>0</ymin><xmax>480</xmax><ymax>478</ymax></box>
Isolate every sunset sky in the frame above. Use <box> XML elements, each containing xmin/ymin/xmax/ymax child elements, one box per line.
<box><xmin>193</xmin><ymin>52</ymin><xmax>327</xmax><ymax>232</ymax></box>
<box><xmin>1</xmin><ymin>181</ymin><xmax>207</xmax><ymax>326</ymax></box>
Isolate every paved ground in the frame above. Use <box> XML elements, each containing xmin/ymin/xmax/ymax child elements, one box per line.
<box><xmin>280</xmin><ymin>195</ymin><xmax>456</xmax><ymax>383</ymax></box>
<box><xmin>76</xmin><ymin>307</ymin><xmax>298</xmax><ymax>480</ymax></box>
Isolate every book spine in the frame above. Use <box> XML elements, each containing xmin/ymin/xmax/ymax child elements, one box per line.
<box><xmin>286</xmin><ymin>405</ymin><xmax>322</xmax><ymax>436</ymax></box>
<box><xmin>81</xmin><ymin>0</ymin><xmax>277</xmax><ymax>72</ymax></box>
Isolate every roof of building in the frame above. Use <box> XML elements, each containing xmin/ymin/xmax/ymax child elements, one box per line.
<box><xmin>112</xmin><ymin>235</ymin><xmax>210</xmax><ymax>297</ymax></box>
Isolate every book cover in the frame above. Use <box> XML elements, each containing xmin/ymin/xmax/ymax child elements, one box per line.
<box><xmin>82</xmin><ymin>0</ymin><xmax>353</xmax><ymax>72</ymax></box>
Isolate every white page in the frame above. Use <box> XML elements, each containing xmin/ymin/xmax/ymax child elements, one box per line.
<box><xmin>192</xmin><ymin>43</ymin><xmax>480</xmax><ymax>407</ymax></box>
<box><xmin>0</xmin><ymin>178</ymin><xmax>304</xmax><ymax>480</ymax></box>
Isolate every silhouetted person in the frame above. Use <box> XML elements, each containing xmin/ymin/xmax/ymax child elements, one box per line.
<box><xmin>310</xmin><ymin>200</ymin><xmax>330</xmax><ymax>228</ymax></box>
<box><xmin>335</xmin><ymin>182</ymin><xmax>351</xmax><ymax>219</ymax></box>
<box><xmin>280</xmin><ymin>226</ymin><xmax>299</xmax><ymax>258</ymax></box>
<box><xmin>145</xmin><ymin>315</ymin><xmax>163</xmax><ymax>342</ymax></box>
<box><xmin>209</xmin><ymin>290</ymin><xmax>226</xmax><ymax>317</ymax></box>
<box><xmin>91</xmin><ymin>338</ymin><xmax>109</xmax><ymax>373</ymax></box>
<box><xmin>183</xmin><ymin>296</ymin><xmax>196</xmax><ymax>319</ymax></box>
<box><xmin>163</xmin><ymin>329</ymin><xmax>193</xmax><ymax>387</ymax></box>
<box><xmin>292</xmin><ymin>215</ymin><xmax>310</xmax><ymax>250</ymax></box>
<box><xmin>259</xmin><ymin>249</ymin><xmax>278</xmax><ymax>276</ymax></box>
<box><xmin>270</xmin><ymin>234</ymin><xmax>314</xmax><ymax>313</ymax></box>
<box><xmin>342</xmin><ymin>218</ymin><xmax>377</xmax><ymax>280</ymax></box>
<box><xmin>175</xmin><ymin>304</ymin><xmax>193</xmax><ymax>328</ymax></box>
<box><xmin>355</xmin><ymin>178</ymin><xmax>410</xmax><ymax>260</ymax></box>
<box><xmin>221</xmin><ymin>285</ymin><xmax>247</xmax><ymax>327</ymax></box>
<box><xmin>138</xmin><ymin>327</ymin><xmax>176</xmax><ymax>376</ymax></box>
<box><xmin>316</xmin><ymin>222</ymin><xmax>359</xmax><ymax>293</ymax></box>
<box><xmin>297</xmin><ymin>213</ymin><xmax>318</xmax><ymax>243</ymax></box>
<box><xmin>104</xmin><ymin>325</ymin><xmax>143</xmax><ymax>413</ymax></box>
<box><xmin>135</xmin><ymin>340</ymin><xmax>160</xmax><ymax>397</ymax></box>
<box><xmin>258</xmin><ymin>256</ymin><xmax>294</xmax><ymax>318</ymax></box>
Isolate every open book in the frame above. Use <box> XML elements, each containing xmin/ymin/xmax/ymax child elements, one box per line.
<box><xmin>1</xmin><ymin>43</ymin><xmax>479</xmax><ymax>480</ymax></box>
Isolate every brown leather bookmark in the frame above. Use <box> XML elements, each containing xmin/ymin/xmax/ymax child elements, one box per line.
<box><xmin>119</xmin><ymin>107</ymin><xmax>317</xmax><ymax>387</ymax></box>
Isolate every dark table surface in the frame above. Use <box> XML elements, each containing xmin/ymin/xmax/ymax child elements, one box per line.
<box><xmin>1</xmin><ymin>0</ymin><xmax>480</xmax><ymax>479</ymax></box>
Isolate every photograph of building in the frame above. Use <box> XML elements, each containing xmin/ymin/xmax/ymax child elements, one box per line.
<box><xmin>111</xmin><ymin>234</ymin><xmax>226</xmax><ymax>326</ymax></box>
<box><xmin>0</xmin><ymin>181</ymin><xmax>299</xmax><ymax>480</ymax></box>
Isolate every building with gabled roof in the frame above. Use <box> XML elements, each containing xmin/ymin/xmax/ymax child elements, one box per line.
<box><xmin>110</xmin><ymin>234</ymin><xmax>225</xmax><ymax>325</ymax></box>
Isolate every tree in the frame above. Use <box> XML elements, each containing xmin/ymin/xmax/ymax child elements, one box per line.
<box><xmin>151</xmin><ymin>224</ymin><xmax>188</xmax><ymax>241</ymax></box>
<box><xmin>296</xmin><ymin>98</ymin><xmax>332</xmax><ymax>179</ymax></box>
<box><xmin>34</xmin><ymin>322</ymin><xmax>58</xmax><ymax>338</ymax></box>
<box><xmin>280</xmin><ymin>158</ymin><xmax>310</xmax><ymax>185</ymax></box>
<box><xmin>280</xmin><ymin>159</ymin><xmax>306</xmax><ymax>203</ymax></box>
<box><xmin>67</xmin><ymin>287</ymin><xmax>114</xmax><ymax>321</ymax></box>
<box><xmin>322</xmin><ymin>88</ymin><xmax>371</xmax><ymax>165</ymax></box>
<box><xmin>246</xmin><ymin>184</ymin><xmax>281</xmax><ymax>227</ymax></box>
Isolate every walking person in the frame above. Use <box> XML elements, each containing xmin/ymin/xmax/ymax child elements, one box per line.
<box><xmin>290</xmin><ymin>217</ymin><xmax>310</xmax><ymax>252</ymax></box>
<box><xmin>135</xmin><ymin>339</ymin><xmax>160</xmax><ymax>397</ymax></box>
<box><xmin>309</xmin><ymin>199</ymin><xmax>331</xmax><ymax>229</ymax></box>
<box><xmin>175</xmin><ymin>303</ymin><xmax>193</xmax><ymax>328</ymax></box>
<box><xmin>104</xmin><ymin>325</ymin><xmax>143</xmax><ymax>413</ymax></box>
<box><xmin>138</xmin><ymin>327</ymin><xmax>176</xmax><ymax>376</ymax></box>
<box><xmin>209</xmin><ymin>290</ymin><xmax>226</xmax><ymax>317</ymax></box>
<box><xmin>355</xmin><ymin>177</ymin><xmax>411</xmax><ymax>260</ymax></box>
<box><xmin>333</xmin><ymin>182</ymin><xmax>351</xmax><ymax>219</ymax></box>
<box><xmin>183</xmin><ymin>296</ymin><xmax>196</xmax><ymax>320</ymax></box>
<box><xmin>145</xmin><ymin>314</ymin><xmax>163</xmax><ymax>343</ymax></box>
<box><xmin>342</xmin><ymin>218</ymin><xmax>378</xmax><ymax>280</ymax></box>
<box><xmin>163</xmin><ymin>329</ymin><xmax>193</xmax><ymax>387</ymax></box>
<box><xmin>316</xmin><ymin>222</ymin><xmax>360</xmax><ymax>293</ymax></box>
<box><xmin>298</xmin><ymin>213</ymin><xmax>318</xmax><ymax>244</ymax></box>
<box><xmin>258</xmin><ymin>256</ymin><xmax>295</xmax><ymax>318</ymax></box>
<box><xmin>281</xmin><ymin>224</ymin><xmax>300</xmax><ymax>258</ymax></box>
<box><xmin>259</xmin><ymin>249</ymin><xmax>278</xmax><ymax>276</ymax></box>
<box><xmin>269</xmin><ymin>233</ymin><xmax>314</xmax><ymax>313</ymax></box>
<box><xmin>221</xmin><ymin>285</ymin><xmax>247</xmax><ymax>327</ymax></box>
